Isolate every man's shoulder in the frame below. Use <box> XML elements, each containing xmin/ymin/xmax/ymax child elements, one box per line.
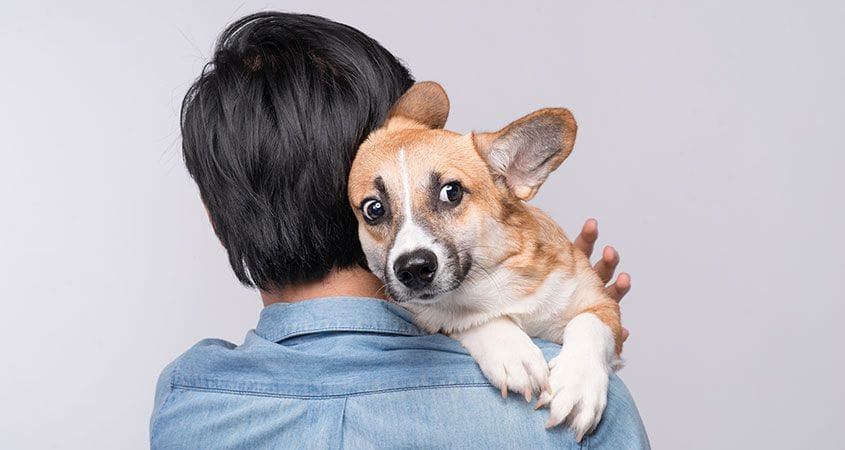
<box><xmin>155</xmin><ymin>331</ymin><xmax>520</xmax><ymax>397</ymax></box>
<box><xmin>155</xmin><ymin>330</ymin><xmax>568</xmax><ymax>397</ymax></box>
<box><xmin>151</xmin><ymin>333</ymin><xmax>647</xmax><ymax>449</ymax></box>
<box><xmin>151</xmin><ymin>338</ymin><xmax>236</xmax><ymax>414</ymax></box>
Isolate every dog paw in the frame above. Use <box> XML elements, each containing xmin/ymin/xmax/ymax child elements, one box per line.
<box><xmin>457</xmin><ymin>321</ymin><xmax>549</xmax><ymax>401</ymax></box>
<box><xmin>536</xmin><ymin>349</ymin><xmax>610</xmax><ymax>442</ymax></box>
<box><xmin>474</xmin><ymin>335</ymin><xmax>549</xmax><ymax>401</ymax></box>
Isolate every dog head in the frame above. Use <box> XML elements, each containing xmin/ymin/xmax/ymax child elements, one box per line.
<box><xmin>348</xmin><ymin>82</ymin><xmax>577</xmax><ymax>304</ymax></box>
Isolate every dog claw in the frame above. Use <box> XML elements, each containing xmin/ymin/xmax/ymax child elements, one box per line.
<box><xmin>576</xmin><ymin>430</ymin><xmax>586</xmax><ymax>443</ymax></box>
<box><xmin>523</xmin><ymin>388</ymin><xmax>532</xmax><ymax>402</ymax></box>
<box><xmin>501</xmin><ymin>383</ymin><xmax>507</xmax><ymax>399</ymax></box>
<box><xmin>534</xmin><ymin>391</ymin><xmax>552</xmax><ymax>410</ymax></box>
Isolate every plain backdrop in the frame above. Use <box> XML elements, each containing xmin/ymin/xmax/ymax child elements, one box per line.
<box><xmin>1</xmin><ymin>1</ymin><xmax>843</xmax><ymax>448</ymax></box>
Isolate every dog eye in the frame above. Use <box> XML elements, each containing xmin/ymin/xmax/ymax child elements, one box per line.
<box><xmin>362</xmin><ymin>199</ymin><xmax>386</xmax><ymax>222</ymax></box>
<box><xmin>439</xmin><ymin>182</ymin><xmax>463</xmax><ymax>203</ymax></box>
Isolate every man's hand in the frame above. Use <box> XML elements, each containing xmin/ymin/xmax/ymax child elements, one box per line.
<box><xmin>573</xmin><ymin>218</ymin><xmax>631</xmax><ymax>342</ymax></box>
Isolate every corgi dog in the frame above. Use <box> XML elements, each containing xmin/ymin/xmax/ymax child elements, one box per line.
<box><xmin>348</xmin><ymin>82</ymin><xmax>623</xmax><ymax>441</ymax></box>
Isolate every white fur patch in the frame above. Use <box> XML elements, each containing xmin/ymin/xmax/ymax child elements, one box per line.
<box><xmin>541</xmin><ymin>313</ymin><xmax>614</xmax><ymax>441</ymax></box>
<box><xmin>387</xmin><ymin>148</ymin><xmax>447</xmax><ymax>279</ymax></box>
<box><xmin>409</xmin><ymin>268</ymin><xmax>578</xmax><ymax>336</ymax></box>
<box><xmin>398</xmin><ymin>148</ymin><xmax>414</xmax><ymax>222</ymax></box>
<box><xmin>453</xmin><ymin>316</ymin><xmax>549</xmax><ymax>399</ymax></box>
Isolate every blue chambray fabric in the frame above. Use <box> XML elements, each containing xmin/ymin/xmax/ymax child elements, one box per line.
<box><xmin>151</xmin><ymin>297</ymin><xmax>649</xmax><ymax>449</ymax></box>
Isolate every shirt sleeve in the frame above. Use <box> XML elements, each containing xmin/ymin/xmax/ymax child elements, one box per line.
<box><xmin>149</xmin><ymin>358</ymin><xmax>178</xmax><ymax>442</ymax></box>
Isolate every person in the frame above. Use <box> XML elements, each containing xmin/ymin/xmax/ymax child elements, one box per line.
<box><xmin>150</xmin><ymin>12</ymin><xmax>649</xmax><ymax>449</ymax></box>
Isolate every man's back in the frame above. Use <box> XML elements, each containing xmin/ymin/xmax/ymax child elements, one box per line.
<box><xmin>151</xmin><ymin>297</ymin><xmax>648</xmax><ymax>449</ymax></box>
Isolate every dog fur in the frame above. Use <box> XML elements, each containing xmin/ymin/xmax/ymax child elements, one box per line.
<box><xmin>348</xmin><ymin>82</ymin><xmax>623</xmax><ymax>441</ymax></box>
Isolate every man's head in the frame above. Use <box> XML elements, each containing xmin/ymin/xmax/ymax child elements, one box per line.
<box><xmin>181</xmin><ymin>12</ymin><xmax>414</xmax><ymax>289</ymax></box>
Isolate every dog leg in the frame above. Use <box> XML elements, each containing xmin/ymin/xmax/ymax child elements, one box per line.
<box><xmin>453</xmin><ymin>316</ymin><xmax>549</xmax><ymax>401</ymax></box>
<box><xmin>537</xmin><ymin>306</ymin><xmax>617</xmax><ymax>442</ymax></box>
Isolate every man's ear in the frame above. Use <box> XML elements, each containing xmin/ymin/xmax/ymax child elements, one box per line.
<box><xmin>384</xmin><ymin>81</ymin><xmax>450</xmax><ymax>130</ymax></box>
<box><xmin>473</xmin><ymin>108</ymin><xmax>577</xmax><ymax>201</ymax></box>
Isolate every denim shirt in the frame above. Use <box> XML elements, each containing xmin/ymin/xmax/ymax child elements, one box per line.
<box><xmin>151</xmin><ymin>297</ymin><xmax>649</xmax><ymax>449</ymax></box>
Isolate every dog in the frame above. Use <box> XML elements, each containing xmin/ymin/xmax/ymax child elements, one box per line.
<box><xmin>348</xmin><ymin>82</ymin><xmax>623</xmax><ymax>441</ymax></box>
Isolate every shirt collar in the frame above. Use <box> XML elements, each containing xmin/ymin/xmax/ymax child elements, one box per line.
<box><xmin>255</xmin><ymin>296</ymin><xmax>425</xmax><ymax>342</ymax></box>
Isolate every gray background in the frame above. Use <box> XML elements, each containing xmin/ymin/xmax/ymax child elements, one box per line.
<box><xmin>1</xmin><ymin>1</ymin><xmax>842</xmax><ymax>448</ymax></box>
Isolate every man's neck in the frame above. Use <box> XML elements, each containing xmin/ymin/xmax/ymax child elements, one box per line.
<box><xmin>260</xmin><ymin>267</ymin><xmax>388</xmax><ymax>306</ymax></box>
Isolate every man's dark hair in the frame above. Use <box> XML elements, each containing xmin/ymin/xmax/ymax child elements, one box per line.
<box><xmin>181</xmin><ymin>12</ymin><xmax>414</xmax><ymax>289</ymax></box>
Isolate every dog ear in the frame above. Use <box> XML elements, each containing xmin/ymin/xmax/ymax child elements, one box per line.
<box><xmin>384</xmin><ymin>81</ymin><xmax>450</xmax><ymax>130</ymax></box>
<box><xmin>473</xmin><ymin>108</ymin><xmax>577</xmax><ymax>201</ymax></box>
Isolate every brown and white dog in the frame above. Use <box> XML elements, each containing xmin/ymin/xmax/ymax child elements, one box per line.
<box><xmin>348</xmin><ymin>82</ymin><xmax>623</xmax><ymax>441</ymax></box>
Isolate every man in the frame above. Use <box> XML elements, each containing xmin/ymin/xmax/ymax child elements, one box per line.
<box><xmin>151</xmin><ymin>12</ymin><xmax>649</xmax><ymax>449</ymax></box>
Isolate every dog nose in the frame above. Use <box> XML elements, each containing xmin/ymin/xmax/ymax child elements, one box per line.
<box><xmin>393</xmin><ymin>249</ymin><xmax>438</xmax><ymax>289</ymax></box>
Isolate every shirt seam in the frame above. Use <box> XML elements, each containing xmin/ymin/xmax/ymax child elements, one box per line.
<box><xmin>337</xmin><ymin>396</ymin><xmax>348</xmax><ymax>450</ymax></box>
<box><xmin>269</xmin><ymin>325</ymin><xmax>423</xmax><ymax>341</ymax></box>
<box><xmin>149</xmin><ymin>357</ymin><xmax>182</xmax><ymax>446</ymax></box>
<box><xmin>168</xmin><ymin>382</ymin><xmax>492</xmax><ymax>400</ymax></box>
